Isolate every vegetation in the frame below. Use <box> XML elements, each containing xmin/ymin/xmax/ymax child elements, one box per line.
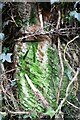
<box><xmin>0</xmin><ymin>1</ymin><xmax>80</xmax><ymax>120</ymax></box>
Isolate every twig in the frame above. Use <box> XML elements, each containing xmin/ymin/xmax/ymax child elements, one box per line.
<box><xmin>56</xmin><ymin>10</ymin><xmax>61</xmax><ymax>29</ymax></box>
<box><xmin>0</xmin><ymin>107</ymin><xmax>34</xmax><ymax>116</ymax></box>
<box><xmin>57</xmin><ymin>37</ymin><xmax>64</xmax><ymax>103</ymax></box>
<box><xmin>38</xmin><ymin>9</ymin><xmax>43</xmax><ymax>30</ymax></box>
<box><xmin>5</xmin><ymin>108</ymin><xmax>31</xmax><ymax>115</ymax></box>
<box><xmin>14</xmin><ymin>27</ymin><xmax>80</xmax><ymax>43</ymax></box>
<box><xmin>1</xmin><ymin>82</ymin><xmax>19</xmax><ymax>111</ymax></box>
<box><xmin>54</xmin><ymin>68</ymin><xmax>80</xmax><ymax>115</ymax></box>
<box><xmin>0</xmin><ymin>68</ymin><xmax>16</xmax><ymax>78</ymax></box>
<box><xmin>0</xmin><ymin>108</ymin><xmax>35</xmax><ymax>116</ymax></box>
<box><xmin>66</xmin><ymin>100</ymin><xmax>80</xmax><ymax>110</ymax></box>
<box><xmin>56</xmin><ymin>8</ymin><xmax>64</xmax><ymax>103</ymax></box>
<box><xmin>64</xmin><ymin>35</ymin><xmax>79</xmax><ymax>61</ymax></box>
<box><xmin>63</xmin><ymin>35</ymin><xmax>79</xmax><ymax>78</ymax></box>
<box><xmin>8</xmin><ymin>9</ymin><xmax>18</xmax><ymax>27</ymax></box>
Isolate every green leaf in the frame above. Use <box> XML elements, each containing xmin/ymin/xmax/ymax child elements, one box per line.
<box><xmin>45</xmin><ymin>107</ymin><xmax>54</xmax><ymax>118</ymax></box>
<box><xmin>31</xmin><ymin>112</ymin><xmax>38</xmax><ymax>119</ymax></box>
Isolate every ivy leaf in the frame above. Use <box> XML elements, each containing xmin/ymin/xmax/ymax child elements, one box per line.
<box><xmin>0</xmin><ymin>33</ymin><xmax>5</xmax><ymax>41</ymax></box>
<box><xmin>0</xmin><ymin>53</ymin><xmax>12</xmax><ymax>62</ymax></box>
<box><xmin>0</xmin><ymin>3</ymin><xmax>5</xmax><ymax>9</ymax></box>
<box><xmin>70</xmin><ymin>10</ymin><xmax>80</xmax><ymax>22</ymax></box>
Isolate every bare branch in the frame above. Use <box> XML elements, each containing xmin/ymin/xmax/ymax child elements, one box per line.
<box><xmin>57</xmin><ymin>37</ymin><xmax>64</xmax><ymax>103</ymax></box>
<box><xmin>14</xmin><ymin>28</ymin><xmax>80</xmax><ymax>43</ymax></box>
<box><xmin>56</xmin><ymin>10</ymin><xmax>61</xmax><ymax>29</ymax></box>
<box><xmin>67</xmin><ymin>100</ymin><xmax>80</xmax><ymax>110</ymax></box>
<box><xmin>1</xmin><ymin>82</ymin><xmax>19</xmax><ymax>111</ymax></box>
<box><xmin>56</xmin><ymin>7</ymin><xmax>64</xmax><ymax>103</ymax></box>
<box><xmin>0</xmin><ymin>68</ymin><xmax>16</xmax><ymax>79</ymax></box>
<box><xmin>54</xmin><ymin>68</ymin><xmax>80</xmax><ymax>115</ymax></box>
<box><xmin>5</xmin><ymin>108</ymin><xmax>31</xmax><ymax>115</ymax></box>
<box><xmin>64</xmin><ymin>35</ymin><xmax>79</xmax><ymax>61</ymax></box>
